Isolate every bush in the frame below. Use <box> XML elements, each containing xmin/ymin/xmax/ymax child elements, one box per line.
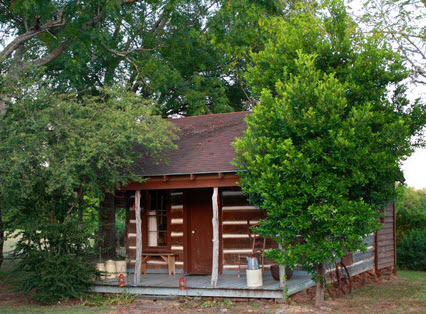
<box><xmin>397</xmin><ymin>228</ymin><xmax>426</xmax><ymax>271</ymax></box>
<box><xmin>396</xmin><ymin>186</ymin><xmax>426</xmax><ymax>244</ymax></box>
<box><xmin>14</xmin><ymin>221</ymin><xmax>98</xmax><ymax>304</ymax></box>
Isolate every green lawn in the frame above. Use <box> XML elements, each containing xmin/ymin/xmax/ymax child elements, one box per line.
<box><xmin>322</xmin><ymin>270</ymin><xmax>425</xmax><ymax>313</ymax></box>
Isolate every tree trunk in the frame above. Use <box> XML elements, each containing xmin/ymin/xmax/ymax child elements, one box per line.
<box><xmin>315</xmin><ymin>263</ymin><xmax>325</xmax><ymax>307</ymax></box>
<box><xmin>99</xmin><ymin>195</ymin><xmax>116</xmax><ymax>259</ymax></box>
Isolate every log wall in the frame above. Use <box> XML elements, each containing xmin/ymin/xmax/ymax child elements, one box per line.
<box><xmin>220</xmin><ymin>189</ymin><xmax>277</xmax><ymax>271</ymax></box>
<box><xmin>375</xmin><ymin>202</ymin><xmax>396</xmax><ymax>270</ymax></box>
<box><xmin>345</xmin><ymin>234</ymin><xmax>375</xmax><ymax>277</ymax></box>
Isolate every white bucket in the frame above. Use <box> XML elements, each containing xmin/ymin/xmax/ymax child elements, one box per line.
<box><xmin>96</xmin><ymin>262</ymin><xmax>106</xmax><ymax>280</ymax></box>
<box><xmin>105</xmin><ymin>260</ymin><xmax>117</xmax><ymax>279</ymax></box>
<box><xmin>246</xmin><ymin>269</ymin><xmax>263</xmax><ymax>287</ymax></box>
<box><xmin>115</xmin><ymin>260</ymin><xmax>127</xmax><ymax>278</ymax></box>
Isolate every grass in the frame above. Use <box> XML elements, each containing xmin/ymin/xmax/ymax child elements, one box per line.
<box><xmin>2</xmin><ymin>231</ymin><xmax>21</xmax><ymax>255</ymax></box>
<box><xmin>321</xmin><ymin>270</ymin><xmax>426</xmax><ymax>313</ymax></box>
<box><xmin>0</xmin><ymin>260</ymin><xmax>116</xmax><ymax>313</ymax></box>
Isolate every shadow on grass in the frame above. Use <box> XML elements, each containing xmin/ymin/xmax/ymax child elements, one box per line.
<box><xmin>0</xmin><ymin>259</ymin><xmax>27</xmax><ymax>292</ymax></box>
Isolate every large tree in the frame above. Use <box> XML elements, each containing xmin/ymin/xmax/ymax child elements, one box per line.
<box><xmin>0</xmin><ymin>0</ymin><xmax>227</xmax><ymax>114</ymax></box>
<box><xmin>234</xmin><ymin>1</ymin><xmax>426</xmax><ymax>306</ymax></box>
<box><xmin>0</xmin><ymin>84</ymin><xmax>176</xmax><ymax>300</ymax></box>
<box><xmin>0</xmin><ymin>0</ymin><xmax>286</xmax><ymax>116</ymax></box>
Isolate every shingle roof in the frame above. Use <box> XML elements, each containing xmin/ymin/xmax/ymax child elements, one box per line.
<box><xmin>135</xmin><ymin>111</ymin><xmax>251</xmax><ymax>176</ymax></box>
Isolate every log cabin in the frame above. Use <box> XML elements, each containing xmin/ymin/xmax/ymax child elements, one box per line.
<box><xmin>99</xmin><ymin>111</ymin><xmax>396</xmax><ymax>295</ymax></box>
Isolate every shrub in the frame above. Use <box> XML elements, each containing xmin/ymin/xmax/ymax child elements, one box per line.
<box><xmin>395</xmin><ymin>186</ymin><xmax>426</xmax><ymax>244</ymax></box>
<box><xmin>14</xmin><ymin>221</ymin><xmax>98</xmax><ymax>304</ymax></box>
<box><xmin>397</xmin><ymin>228</ymin><xmax>426</xmax><ymax>271</ymax></box>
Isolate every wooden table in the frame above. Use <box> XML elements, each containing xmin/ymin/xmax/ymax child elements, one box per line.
<box><xmin>141</xmin><ymin>253</ymin><xmax>177</xmax><ymax>276</ymax></box>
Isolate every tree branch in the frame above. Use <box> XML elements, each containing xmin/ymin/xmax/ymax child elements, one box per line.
<box><xmin>30</xmin><ymin>39</ymin><xmax>71</xmax><ymax>67</ymax></box>
<box><xmin>66</xmin><ymin>186</ymin><xmax>84</xmax><ymax>221</ymax></box>
<box><xmin>1</xmin><ymin>16</ymin><xmax>67</xmax><ymax>60</ymax></box>
<box><xmin>102</xmin><ymin>44</ymin><xmax>165</xmax><ymax>57</ymax></box>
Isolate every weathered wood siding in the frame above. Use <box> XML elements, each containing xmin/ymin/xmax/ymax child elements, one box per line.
<box><xmin>375</xmin><ymin>202</ymin><xmax>396</xmax><ymax>270</ymax></box>
<box><xmin>170</xmin><ymin>191</ymin><xmax>185</xmax><ymax>271</ymax></box>
<box><xmin>221</xmin><ymin>189</ymin><xmax>277</xmax><ymax>271</ymax></box>
<box><xmin>345</xmin><ymin>234</ymin><xmax>375</xmax><ymax>276</ymax></box>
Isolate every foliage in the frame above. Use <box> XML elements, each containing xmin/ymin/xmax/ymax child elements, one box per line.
<box><xmin>115</xmin><ymin>208</ymin><xmax>126</xmax><ymax>247</ymax></box>
<box><xmin>0</xmin><ymin>83</ymin><xmax>175</xmax><ymax>216</ymax></box>
<box><xmin>397</xmin><ymin>228</ymin><xmax>426</xmax><ymax>271</ymax></box>
<box><xmin>200</xmin><ymin>299</ymin><xmax>218</xmax><ymax>308</ymax></box>
<box><xmin>14</xmin><ymin>221</ymin><xmax>98</xmax><ymax>304</ymax></box>
<box><xmin>221</xmin><ymin>298</ymin><xmax>233</xmax><ymax>307</ymax></box>
<box><xmin>396</xmin><ymin>186</ymin><xmax>426</xmax><ymax>243</ymax></box>
<box><xmin>0</xmin><ymin>83</ymin><xmax>176</xmax><ymax>302</ymax></box>
<box><xmin>82</xmin><ymin>292</ymin><xmax>136</xmax><ymax>307</ymax></box>
<box><xmin>395</xmin><ymin>185</ymin><xmax>426</xmax><ymax>270</ymax></box>
<box><xmin>234</xmin><ymin>0</ymin><xmax>426</xmax><ymax>306</ymax></box>
<box><xmin>207</xmin><ymin>0</ymin><xmax>291</xmax><ymax>110</ymax></box>
<box><xmin>0</xmin><ymin>0</ymin><xmax>282</xmax><ymax>116</ymax></box>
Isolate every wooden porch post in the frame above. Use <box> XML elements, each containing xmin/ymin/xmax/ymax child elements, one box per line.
<box><xmin>211</xmin><ymin>187</ymin><xmax>219</xmax><ymax>287</ymax></box>
<box><xmin>279</xmin><ymin>244</ymin><xmax>286</xmax><ymax>288</ymax></box>
<box><xmin>135</xmin><ymin>190</ymin><xmax>142</xmax><ymax>285</ymax></box>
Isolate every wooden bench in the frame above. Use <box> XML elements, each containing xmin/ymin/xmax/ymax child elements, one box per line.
<box><xmin>141</xmin><ymin>253</ymin><xmax>177</xmax><ymax>276</ymax></box>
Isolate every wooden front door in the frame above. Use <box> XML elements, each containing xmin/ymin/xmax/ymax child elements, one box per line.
<box><xmin>186</xmin><ymin>188</ymin><xmax>213</xmax><ymax>274</ymax></box>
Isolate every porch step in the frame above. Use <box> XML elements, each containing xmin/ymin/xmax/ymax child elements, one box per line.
<box><xmin>93</xmin><ymin>285</ymin><xmax>285</xmax><ymax>299</ymax></box>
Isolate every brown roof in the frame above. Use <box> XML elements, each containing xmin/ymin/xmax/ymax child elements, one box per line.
<box><xmin>135</xmin><ymin>111</ymin><xmax>251</xmax><ymax>176</ymax></box>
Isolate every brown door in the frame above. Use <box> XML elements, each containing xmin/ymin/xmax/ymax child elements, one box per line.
<box><xmin>186</xmin><ymin>188</ymin><xmax>213</xmax><ymax>274</ymax></box>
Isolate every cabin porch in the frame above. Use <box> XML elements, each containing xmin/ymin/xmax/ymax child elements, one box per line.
<box><xmin>92</xmin><ymin>270</ymin><xmax>315</xmax><ymax>299</ymax></box>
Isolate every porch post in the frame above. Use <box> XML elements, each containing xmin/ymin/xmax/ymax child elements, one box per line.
<box><xmin>135</xmin><ymin>190</ymin><xmax>142</xmax><ymax>285</ymax></box>
<box><xmin>278</xmin><ymin>244</ymin><xmax>286</xmax><ymax>288</ymax></box>
<box><xmin>211</xmin><ymin>187</ymin><xmax>219</xmax><ymax>287</ymax></box>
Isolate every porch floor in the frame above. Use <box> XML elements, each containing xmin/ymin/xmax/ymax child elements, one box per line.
<box><xmin>92</xmin><ymin>271</ymin><xmax>314</xmax><ymax>299</ymax></box>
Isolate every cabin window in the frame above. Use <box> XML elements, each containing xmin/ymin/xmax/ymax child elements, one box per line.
<box><xmin>148</xmin><ymin>191</ymin><xmax>168</xmax><ymax>247</ymax></box>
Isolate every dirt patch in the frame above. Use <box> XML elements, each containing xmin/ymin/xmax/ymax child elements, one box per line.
<box><xmin>111</xmin><ymin>269</ymin><xmax>425</xmax><ymax>313</ymax></box>
<box><xmin>0</xmin><ymin>289</ymin><xmax>26</xmax><ymax>306</ymax></box>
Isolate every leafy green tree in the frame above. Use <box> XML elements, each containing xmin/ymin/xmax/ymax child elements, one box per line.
<box><xmin>0</xmin><ymin>0</ymin><xmax>278</xmax><ymax>116</ymax></box>
<box><xmin>234</xmin><ymin>1</ymin><xmax>426</xmax><ymax>306</ymax></box>
<box><xmin>0</xmin><ymin>84</ymin><xmax>176</xmax><ymax>301</ymax></box>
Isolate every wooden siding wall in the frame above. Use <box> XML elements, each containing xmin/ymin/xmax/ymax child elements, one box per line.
<box><xmin>126</xmin><ymin>191</ymin><xmax>185</xmax><ymax>271</ymax></box>
<box><xmin>170</xmin><ymin>191</ymin><xmax>185</xmax><ymax>271</ymax></box>
<box><xmin>345</xmin><ymin>234</ymin><xmax>375</xmax><ymax>277</ymax></box>
<box><xmin>126</xmin><ymin>206</ymin><xmax>136</xmax><ymax>268</ymax></box>
<box><xmin>375</xmin><ymin>202</ymin><xmax>396</xmax><ymax>270</ymax></box>
<box><xmin>221</xmin><ymin>189</ymin><xmax>277</xmax><ymax>271</ymax></box>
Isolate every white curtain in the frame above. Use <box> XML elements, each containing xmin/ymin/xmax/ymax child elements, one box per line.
<box><xmin>148</xmin><ymin>210</ymin><xmax>158</xmax><ymax>246</ymax></box>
